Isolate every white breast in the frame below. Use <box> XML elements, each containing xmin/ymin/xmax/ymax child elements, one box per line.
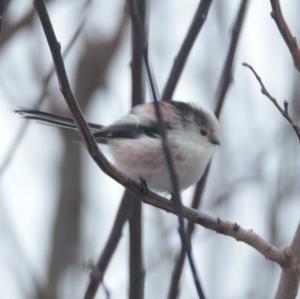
<box><xmin>171</xmin><ymin>137</ymin><xmax>214</xmax><ymax>190</ymax></box>
<box><xmin>108</xmin><ymin>134</ymin><xmax>215</xmax><ymax>192</ymax></box>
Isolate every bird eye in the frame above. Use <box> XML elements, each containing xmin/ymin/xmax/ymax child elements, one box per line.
<box><xmin>200</xmin><ymin>129</ymin><xmax>207</xmax><ymax>136</ymax></box>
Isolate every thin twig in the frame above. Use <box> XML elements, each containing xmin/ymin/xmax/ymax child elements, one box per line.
<box><xmin>167</xmin><ymin>1</ymin><xmax>249</xmax><ymax>297</ymax></box>
<box><xmin>129</xmin><ymin>0</ymin><xmax>207</xmax><ymax>297</ymax></box>
<box><xmin>270</xmin><ymin>0</ymin><xmax>300</xmax><ymax>72</ymax></box>
<box><xmin>275</xmin><ymin>223</ymin><xmax>300</xmax><ymax>299</ymax></box>
<box><xmin>162</xmin><ymin>0</ymin><xmax>213</xmax><ymax>101</ymax></box>
<box><xmin>102</xmin><ymin>282</ymin><xmax>111</xmax><ymax>299</ymax></box>
<box><xmin>0</xmin><ymin>1</ymin><xmax>89</xmax><ymax>179</ymax></box>
<box><xmin>128</xmin><ymin>1</ymin><xmax>146</xmax><ymax>298</ymax></box>
<box><xmin>243</xmin><ymin>62</ymin><xmax>300</xmax><ymax>143</ymax></box>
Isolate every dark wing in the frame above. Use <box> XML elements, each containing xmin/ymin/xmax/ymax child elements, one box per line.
<box><xmin>93</xmin><ymin>122</ymin><xmax>161</xmax><ymax>141</ymax></box>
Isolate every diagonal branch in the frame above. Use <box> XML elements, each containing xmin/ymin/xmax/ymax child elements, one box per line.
<box><xmin>140</xmin><ymin>192</ymin><xmax>287</xmax><ymax>267</ymax></box>
<box><xmin>270</xmin><ymin>0</ymin><xmax>300</xmax><ymax>72</ymax></box>
<box><xmin>167</xmin><ymin>1</ymin><xmax>249</xmax><ymax>297</ymax></box>
<box><xmin>243</xmin><ymin>62</ymin><xmax>300</xmax><ymax>143</ymax></box>
<box><xmin>162</xmin><ymin>0</ymin><xmax>213</xmax><ymax>101</ymax></box>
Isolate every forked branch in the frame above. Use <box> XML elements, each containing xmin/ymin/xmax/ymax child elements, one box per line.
<box><xmin>243</xmin><ymin>62</ymin><xmax>300</xmax><ymax>143</ymax></box>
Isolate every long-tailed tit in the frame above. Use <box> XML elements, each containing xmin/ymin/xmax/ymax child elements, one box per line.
<box><xmin>16</xmin><ymin>101</ymin><xmax>220</xmax><ymax>192</ymax></box>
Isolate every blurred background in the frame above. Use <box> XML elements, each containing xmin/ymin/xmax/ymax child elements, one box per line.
<box><xmin>0</xmin><ymin>0</ymin><xmax>300</xmax><ymax>298</ymax></box>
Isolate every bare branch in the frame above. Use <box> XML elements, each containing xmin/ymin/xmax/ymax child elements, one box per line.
<box><xmin>275</xmin><ymin>223</ymin><xmax>300</xmax><ymax>299</ymax></box>
<box><xmin>162</xmin><ymin>0</ymin><xmax>213</xmax><ymax>101</ymax></box>
<box><xmin>243</xmin><ymin>62</ymin><xmax>300</xmax><ymax>143</ymax></box>
<box><xmin>141</xmin><ymin>192</ymin><xmax>287</xmax><ymax>266</ymax></box>
<box><xmin>270</xmin><ymin>0</ymin><xmax>300</xmax><ymax>72</ymax></box>
<box><xmin>168</xmin><ymin>1</ymin><xmax>249</xmax><ymax>296</ymax></box>
<box><xmin>128</xmin><ymin>1</ymin><xmax>146</xmax><ymax>298</ymax></box>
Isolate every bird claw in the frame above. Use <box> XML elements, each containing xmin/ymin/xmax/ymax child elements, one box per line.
<box><xmin>170</xmin><ymin>193</ymin><xmax>175</xmax><ymax>201</ymax></box>
<box><xmin>139</xmin><ymin>178</ymin><xmax>149</xmax><ymax>195</ymax></box>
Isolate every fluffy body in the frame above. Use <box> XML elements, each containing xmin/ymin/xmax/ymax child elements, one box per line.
<box><xmin>16</xmin><ymin>101</ymin><xmax>220</xmax><ymax>192</ymax></box>
<box><xmin>110</xmin><ymin>135</ymin><xmax>214</xmax><ymax>191</ymax></box>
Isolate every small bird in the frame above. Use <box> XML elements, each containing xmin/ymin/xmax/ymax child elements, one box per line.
<box><xmin>16</xmin><ymin>101</ymin><xmax>220</xmax><ymax>192</ymax></box>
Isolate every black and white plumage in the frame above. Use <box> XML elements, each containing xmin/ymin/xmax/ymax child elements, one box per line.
<box><xmin>16</xmin><ymin>101</ymin><xmax>220</xmax><ymax>192</ymax></box>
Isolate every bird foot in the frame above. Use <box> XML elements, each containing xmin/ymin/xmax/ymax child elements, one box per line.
<box><xmin>139</xmin><ymin>178</ymin><xmax>149</xmax><ymax>195</ymax></box>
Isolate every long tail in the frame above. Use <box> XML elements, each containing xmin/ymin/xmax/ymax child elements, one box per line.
<box><xmin>15</xmin><ymin>109</ymin><xmax>103</xmax><ymax>132</ymax></box>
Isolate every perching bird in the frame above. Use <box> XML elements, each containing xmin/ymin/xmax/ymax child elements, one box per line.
<box><xmin>16</xmin><ymin>101</ymin><xmax>220</xmax><ymax>192</ymax></box>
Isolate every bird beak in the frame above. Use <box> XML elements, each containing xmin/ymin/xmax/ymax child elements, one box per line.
<box><xmin>210</xmin><ymin>136</ymin><xmax>220</xmax><ymax>145</ymax></box>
